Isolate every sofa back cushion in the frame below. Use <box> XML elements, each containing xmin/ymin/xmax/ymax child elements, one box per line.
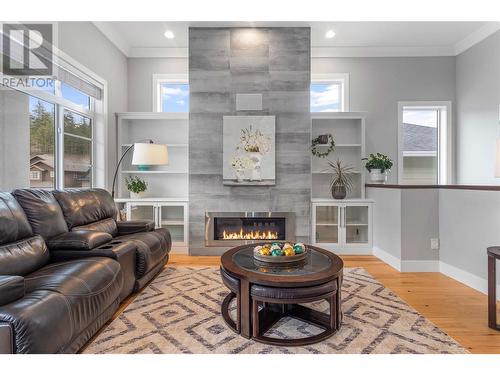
<box><xmin>12</xmin><ymin>189</ymin><xmax>68</xmax><ymax>240</ymax></box>
<box><xmin>52</xmin><ymin>188</ymin><xmax>117</xmax><ymax>230</ymax></box>
<box><xmin>72</xmin><ymin>218</ymin><xmax>118</xmax><ymax>237</ymax></box>
<box><xmin>0</xmin><ymin>192</ymin><xmax>33</xmax><ymax>244</ymax></box>
<box><xmin>0</xmin><ymin>235</ymin><xmax>49</xmax><ymax>276</ymax></box>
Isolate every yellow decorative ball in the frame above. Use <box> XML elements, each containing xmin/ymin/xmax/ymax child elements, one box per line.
<box><xmin>284</xmin><ymin>247</ymin><xmax>295</xmax><ymax>256</ymax></box>
<box><xmin>259</xmin><ymin>247</ymin><xmax>271</xmax><ymax>256</ymax></box>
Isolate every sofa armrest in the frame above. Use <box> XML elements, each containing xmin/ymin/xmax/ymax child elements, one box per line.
<box><xmin>47</xmin><ymin>230</ymin><xmax>112</xmax><ymax>251</ymax></box>
<box><xmin>116</xmin><ymin>220</ymin><xmax>155</xmax><ymax>235</ymax></box>
<box><xmin>0</xmin><ymin>276</ymin><xmax>25</xmax><ymax>306</ymax></box>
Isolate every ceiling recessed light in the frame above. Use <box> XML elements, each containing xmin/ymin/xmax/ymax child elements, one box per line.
<box><xmin>164</xmin><ymin>30</ymin><xmax>175</xmax><ymax>39</ymax></box>
<box><xmin>325</xmin><ymin>30</ymin><xmax>336</xmax><ymax>39</ymax></box>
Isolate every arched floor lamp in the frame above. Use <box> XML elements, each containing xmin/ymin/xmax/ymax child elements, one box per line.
<box><xmin>111</xmin><ymin>140</ymin><xmax>169</xmax><ymax>198</ymax></box>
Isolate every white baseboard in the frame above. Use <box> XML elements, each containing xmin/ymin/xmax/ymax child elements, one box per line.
<box><xmin>373</xmin><ymin>246</ymin><xmax>401</xmax><ymax>271</ymax></box>
<box><xmin>401</xmin><ymin>260</ymin><xmax>440</xmax><ymax>272</ymax></box>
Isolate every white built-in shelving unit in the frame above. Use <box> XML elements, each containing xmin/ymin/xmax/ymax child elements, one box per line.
<box><xmin>115</xmin><ymin>112</ymin><xmax>189</xmax><ymax>253</ymax></box>
<box><xmin>310</xmin><ymin>112</ymin><xmax>372</xmax><ymax>254</ymax></box>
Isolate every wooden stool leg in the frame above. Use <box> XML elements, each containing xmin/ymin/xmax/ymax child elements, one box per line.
<box><xmin>488</xmin><ymin>255</ymin><xmax>497</xmax><ymax>329</ymax></box>
<box><xmin>236</xmin><ymin>292</ymin><xmax>241</xmax><ymax>333</ymax></box>
<box><xmin>329</xmin><ymin>295</ymin><xmax>337</xmax><ymax>329</ymax></box>
<box><xmin>252</xmin><ymin>299</ymin><xmax>260</xmax><ymax>338</ymax></box>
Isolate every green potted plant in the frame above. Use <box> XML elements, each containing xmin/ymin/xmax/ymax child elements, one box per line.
<box><xmin>325</xmin><ymin>159</ymin><xmax>355</xmax><ymax>199</ymax></box>
<box><xmin>362</xmin><ymin>153</ymin><xmax>393</xmax><ymax>183</ymax></box>
<box><xmin>125</xmin><ymin>176</ymin><xmax>147</xmax><ymax>199</ymax></box>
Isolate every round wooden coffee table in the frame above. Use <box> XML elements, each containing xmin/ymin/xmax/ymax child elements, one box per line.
<box><xmin>220</xmin><ymin>243</ymin><xmax>343</xmax><ymax>346</ymax></box>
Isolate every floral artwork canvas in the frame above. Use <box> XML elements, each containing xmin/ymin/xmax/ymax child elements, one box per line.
<box><xmin>223</xmin><ymin>116</ymin><xmax>276</xmax><ymax>185</ymax></box>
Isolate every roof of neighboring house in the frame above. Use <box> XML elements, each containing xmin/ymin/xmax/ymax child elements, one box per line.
<box><xmin>403</xmin><ymin>123</ymin><xmax>437</xmax><ymax>151</ymax></box>
<box><xmin>30</xmin><ymin>154</ymin><xmax>90</xmax><ymax>173</ymax></box>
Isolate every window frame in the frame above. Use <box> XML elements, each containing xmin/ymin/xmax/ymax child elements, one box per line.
<box><xmin>152</xmin><ymin>73</ymin><xmax>189</xmax><ymax>113</ymax></box>
<box><xmin>397</xmin><ymin>101</ymin><xmax>453</xmax><ymax>185</ymax></box>
<box><xmin>311</xmin><ymin>73</ymin><xmax>350</xmax><ymax>112</ymax></box>
<box><xmin>18</xmin><ymin>80</ymin><xmax>96</xmax><ymax>189</ymax></box>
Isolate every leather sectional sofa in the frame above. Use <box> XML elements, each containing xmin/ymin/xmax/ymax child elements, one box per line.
<box><xmin>0</xmin><ymin>188</ymin><xmax>171</xmax><ymax>354</ymax></box>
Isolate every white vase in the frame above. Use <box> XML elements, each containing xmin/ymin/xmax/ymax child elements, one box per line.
<box><xmin>369</xmin><ymin>169</ymin><xmax>388</xmax><ymax>183</ymax></box>
<box><xmin>234</xmin><ymin>168</ymin><xmax>245</xmax><ymax>182</ymax></box>
<box><xmin>130</xmin><ymin>191</ymin><xmax>145</xmax><ymax>199</ymax></box>
<box><xmin>248</xmin><ymin>152</ymin><xmax>262</xmax><ymax>181</ymax></box>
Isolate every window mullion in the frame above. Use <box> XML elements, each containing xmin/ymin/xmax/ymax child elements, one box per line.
<box><xmin>56</xmin><ymin>105</ymin><xmax>65</xmax><ymax>189</ymax></box>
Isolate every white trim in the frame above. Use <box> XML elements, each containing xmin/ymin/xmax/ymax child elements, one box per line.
<box><xmin>312</xmin><ymin>46</ymin><xmax>456</xmax><ymax>58</ymax></box>
<box><xmin>454</xmin><ymin>22</ymin><xmax>500</xmax><ymax>55</ymax></box>
<box><xmin>400</xmin><ymin>260</ymin><xmax>440</xmax><ymax>272</ymax></box>
<box><xmin>440</xmin><ymin>261</ymin><xmax>500</xmax><ymax>301</ymax></box>
<box><xmin>397</xmin><ymin>101</ymin><xmax>453</xmax><ymax>185</ymax></box>
<box><xmin>92</xmin><ymin>22</ymin><xmax>131</xmax><ymax>56</ymax></box>
<box><xmin>151</xmin><ymin>74</ymin><xmax>189</xmax><ymax>112</ymax></box>
<box><xmin>311</xmin><ymin>73</ymin><xmax>350</xmax><ymax>112</ymax></box>
<box><xmin>130</xmin><ymin>47</ymin><xmax>188</xmax><ymax>58</ymax></box>
<box><xmin>372</xmin><ymin>246</ymin><xmax>401</xmax><ymax>272</ymax></box>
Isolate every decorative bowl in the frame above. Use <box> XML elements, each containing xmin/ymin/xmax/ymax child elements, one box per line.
<box><xmin>253</xmin><ymin>242</ymin><xmax>307</xmax><ymax>264</ymax></box>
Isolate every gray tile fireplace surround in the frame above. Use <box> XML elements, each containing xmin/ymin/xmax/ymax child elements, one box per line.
<box><xmin>189</xmin><ymin>27</ymin><xmax>311</xmax><ymax>255</ymax></box>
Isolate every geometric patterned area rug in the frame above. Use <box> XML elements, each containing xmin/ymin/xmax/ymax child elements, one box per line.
<box><xmin>84</xmin><ymin>267</ymin><xmax>468</xmax><ymax>354</ymax></box>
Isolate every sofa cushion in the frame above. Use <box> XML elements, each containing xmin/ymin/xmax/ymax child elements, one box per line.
<box><xmin>47</xmin><ymin>230</ymin><xmax>112</xmax><ymax>251</ymax></box>
<box><xmin>53</xmin><ymin>188</ymin><xmax>117</xmax><ymax>229</ymax></box>
<box><xmin>0</xmin><ymin>290</ymin><xmax>74</xmax><ymax>353</ymax></box>
<box><xmin>0</xmin><ymin>192</ymin><xmax>33</xmax><ymax>244</ymax></box>
<box><xmin>116</xmin><ymin>228</ymin><xmax>170</xmax><ymax>278</ymax></box>
<box><xmin>25</xmin><ymin>257</ymin><xmax>123</xmax><ymax>336</ymax></box>
<box><xmin>0</xmin><ymin>236</ymin><xmax>50</xmax><ymax>276</ymax></box>
<box><xmin>0</xmin><ymin>276</ymin><xmax>25</xmax><ymax>306</ymax></box>
<box><xmin>73</xmin><ymin>218</ymin><xmax>117</xmax><ymax>237</ymax></box>
<box><xmin>12</xmin><ymin>189</ymin><xmax>68</xmax><ymax>240</ymax></box>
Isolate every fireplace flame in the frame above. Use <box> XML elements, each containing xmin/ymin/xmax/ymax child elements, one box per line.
<box><xmin>222</xmin><ymin>228</ymin><xmax>279</xmax><ymax>240</ymax></box>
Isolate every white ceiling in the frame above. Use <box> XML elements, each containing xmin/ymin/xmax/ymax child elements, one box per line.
<box><xmin>94</xmin><ymin>21</ymin><xmax>500</xmax><ymax>58</ymax></box>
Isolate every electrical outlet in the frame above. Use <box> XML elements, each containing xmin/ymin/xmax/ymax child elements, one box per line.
<box><xmin>430</xmin><ymin>238</ymin><xmax>440</xmax><ymax>250</ymax></box>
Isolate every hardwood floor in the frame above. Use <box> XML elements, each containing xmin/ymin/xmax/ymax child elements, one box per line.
<box><xmin>169</xmin><ymin>254</ymin><xmax>500</xmax><ymax>354</ymax></box>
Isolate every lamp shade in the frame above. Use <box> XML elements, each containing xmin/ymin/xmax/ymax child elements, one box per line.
<box><xmin>496</xmin><ymin>139</ymin><xmax>500</xmax><ymax>177</ymax></box>
<box><xmin>132</xmin><ymin>143</ymin><xmax>168</xmax><ymax>166</ymax></box>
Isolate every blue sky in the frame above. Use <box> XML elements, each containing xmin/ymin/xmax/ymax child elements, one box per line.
<box><xmin>310</xmin><ymin>83</ymin><xmax>340</xmax><ymax>112</ymax></box>
<box><xmin>29</xmin><ymin>81</ymin><xmax>90</xmax><ymax>113</ymax></box>
<box><xmin>161</xmin><ymin>83</ymin><xmax>189</xmax><ymax>112</ymax></box>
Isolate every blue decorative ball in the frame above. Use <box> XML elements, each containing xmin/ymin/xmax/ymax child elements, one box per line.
<box><xmin>271</xmin><ymin>249</ymin><xmax>284</xmax><ymax>256</ymax></box>
<box><xmin>293</xmin><ymin>245</ymin><xmax>304</xmax><ymax>254</ymax></box>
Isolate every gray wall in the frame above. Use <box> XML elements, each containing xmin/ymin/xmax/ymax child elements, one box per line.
<box><xmin>312</xmin><ymin>57</ymin><xmax>456</xmax><ymax>184</ymax></box>
<box><xmin>456</xmin><ymin>30</ymin><xmax>500</xmax><ymax>184</ymax></box>
<box><xmin>128</xmin><ymin>58</ymin><xmax>187</xmax><ymax>111</ymax></box>
<box><xmin>58</xmin><ymin>22</ymin><xmax>128</xmax><ymax>188</ymax></box>
<box><xmin>188</xmin><ymin>27</ymin><xmax>311</xmax><ymax>255</ymax></box>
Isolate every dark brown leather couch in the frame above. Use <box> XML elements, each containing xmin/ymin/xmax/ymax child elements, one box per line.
<box><xmin>0</xmin><ymin>189</ymin><xmax>171</xmax><ymax>353</ymax></box>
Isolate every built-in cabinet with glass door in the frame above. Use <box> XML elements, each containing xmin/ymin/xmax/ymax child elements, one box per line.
<box><xmin>312</xmin><ymin>200</ymin><xmax>372</xmax><ymax>254</ymax></box>
<box><xmin>124</xmin><ymin>200</ymin><xmax>188</xmax><ymax>250</ymax></box>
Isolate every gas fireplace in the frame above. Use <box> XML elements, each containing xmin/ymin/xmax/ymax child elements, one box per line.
<box><xmin>205</xmin><ymin>212</ymin><xmax>295</xmax><ymax>247</ymax></box>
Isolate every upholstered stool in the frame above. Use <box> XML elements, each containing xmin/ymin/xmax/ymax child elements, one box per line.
<box><xmin>250</xmin><ymin>280</ymin><xmax>339</xmax><ymax>346</ymax></box>
<box><xmin>220</xmin><ymin>267</ymin><xmax>241</xmax><ymax>333</ymax></box>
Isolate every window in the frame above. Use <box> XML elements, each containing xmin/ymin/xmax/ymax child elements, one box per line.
<box><xmin>153</xmin><ymin>74</ymin><xmax>189</xmax><ymax>112</ymax></box>
<box><xmin>29</xmin><ymin>171</ymin><xmax>41</xmax><ymax>180</ymax></box>
<box><xmin>1</xmin><ymin>80</ymin><xmax>97</xmax><ymax>190</ymax></box>
<box><xmin>311</xmin><ymin>73</ymin><xmax>349</xmax><ymax>112</ymax></box>
<box><xmin>398</xmin><ymin>102</ymin><xmax>452</xmax><ymax>185</ymax></box>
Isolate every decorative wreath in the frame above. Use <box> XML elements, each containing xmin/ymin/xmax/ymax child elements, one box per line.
<box><xmin>311</xmin><ymin>134</ymin><xmax>335</xmax><ymax>158</ymax></box>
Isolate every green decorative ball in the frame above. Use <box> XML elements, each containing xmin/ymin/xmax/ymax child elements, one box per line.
<box><xmin>293</xmin><ymin>245</ymin><xmax>304</xmax><ymax>254</ymax></box>
<box><xmin>271</xmin><ymin>242</ymin><xmax>281</xmax><ymax>247</ymax></box>
<box><xmin>271</xmin><ymin>249</ymin><xmax>284</xmax><ymax>256</ymax></box>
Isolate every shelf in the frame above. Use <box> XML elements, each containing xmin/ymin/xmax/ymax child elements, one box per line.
<box><xmin>121</xmin><ymin>170</ymin><xmax>188</xmax><ymax>174</ymax></box>
<box><xmin>315</xmin><ymin>143</ymin><xmax>361</xmax><ymax>148</ymax></box>
<box><xmin>161</xmin><ymin>220</ymin><xmax>184</xmax><ymax>226</ymax></box>
<box><xmin>316</xmin><ymin>223</ymin><xmax>339</xmax><ymax>226</ymax></box>
<box><xmin>346</xmin><ymin>223</ymin><xmax>368</xmax><ymax>226</ymax></box>
<box><xmin>311</xmin><ymin>198</ymin><xmax>374</xmax><ymax>203</ymax></box>
<box><xmin>121</xmin><ymin>143</ymin><xmax>188</xmax><ymax>148</ymax></box>
<box><xmin>114</xmin><ymin>197</ymin><xmax>188</xmax><ymax>203</ymax></box>
<box><xmin>312</xmin><ymin>171</ymin><xmax>362</xmax><ymax>174</ymax></box>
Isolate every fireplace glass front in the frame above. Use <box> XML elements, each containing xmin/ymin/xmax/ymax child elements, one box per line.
<box><xmin>214</xmin><ymin>217</ymin><xmax>286</xmax><ymax>241</ymax></box>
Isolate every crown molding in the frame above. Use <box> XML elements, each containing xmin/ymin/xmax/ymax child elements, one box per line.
<box><xmin>93</xmin><ymin>21</ymin><xmax>131</xmax><ymax>56</ymax></box>
<box><xmin>129</xmin><ymin>47</ymin><xmax>188</xmax><ymax>58</ymax></box>
<box><xmin>311</xmin><ymin>46</ymin><xmax>455</xmax><ymax>57</ymax></box>
<box><xmin>454</xmin><ymin>21</ymin><xmax>500</xmax><ymax>55</ymax></box>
